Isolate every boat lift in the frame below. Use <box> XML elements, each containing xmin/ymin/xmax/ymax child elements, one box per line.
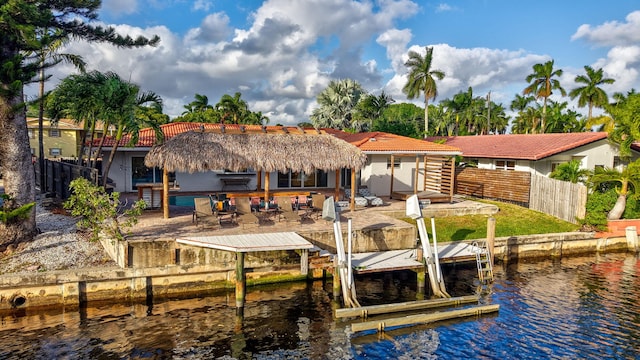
<box><xmin>406</xmin><ymin>194</ymin><xmax>450</xmax><ymax>298</ymax></box>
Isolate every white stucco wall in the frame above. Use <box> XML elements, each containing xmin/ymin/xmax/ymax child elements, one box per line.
<box><xmin>469</xmin><ymin>139</ymin><xmax>637</xmax><ymax>177</ymax></box>
<box><xmin>359</xmin><ymin>154</ymin><xmax>426</xmax><ymax>196</ymax></box>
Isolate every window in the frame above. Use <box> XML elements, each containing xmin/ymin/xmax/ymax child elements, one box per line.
<box><xmin>495</xmin><ymin>160</ymin><xmax>515</xmax><ymax>170</ymax></box>
<box><xmin>28</xmin><ymin>129</ymin><xmax>35</xmax><ymax>139</ymax></box>
<box><xmin>551</xmin><ymin>162</ymin><xmax>563</xmax><ymax>172</ymax></box>
<box><xmin>49</xmin><ymin>148</ymin><xmax>62</xmax><ymax>156</ymax></box>
<box><xmin>48</xmin><ymin>129</ymin><xmax>61</xmax><ymax>137</ymax></box>
<box><xmin>386</xmin><ymin>157</ymin><xmax>401</xmax><ymax>169</ymax></box>
<box><xmin>278</xmin><ymin>170</ymin><xmax>328</xmax><ymax>188</ymax></box>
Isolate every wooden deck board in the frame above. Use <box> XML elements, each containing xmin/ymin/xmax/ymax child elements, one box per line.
<box><xmin>177</xmin><ymin>232</ymin><xmax>314</xmax><ymax>252</ymax></box>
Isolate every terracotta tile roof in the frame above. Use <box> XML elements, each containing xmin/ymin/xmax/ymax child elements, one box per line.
<box><xmin>96</xmin><ymin>122</ymin><xmax>461</xmax><ymax>154</ymax></box>
<box><xmin>96</xmin><ymin>122</ymin><xmax>326</xmax><ymax>147</ymax></box>
<box><xmin>326</xmin><ymin>129</ymin><xmax>461</xmax><ymax>154</ymax></box>
<box><xmin>426</xmin><ymin>132</ymin><xmax>610</xmax><ymax>160</ymax></box>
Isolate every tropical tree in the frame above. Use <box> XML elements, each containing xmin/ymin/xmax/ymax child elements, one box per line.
<box><xmin>100</xmin><ymin>72</ymin><xmax>164</xmax><ymax>187</ymax></box>
<box><xmin>0</xmin><ymin>0</ymin><xmax>159</xmax><ymax>248</ymax></box>
<box><xmin>402</xmin><ymin>46</ymin><xmax>445</xmax><ymax>137</ymax></box>
<box><xmin>569</xmin><ymin>66</ymin><xmax>614</xmax><ymax>121</ymax></box>
<box><xmin>510</xmin><ymin>94</ymin><xmax>535</xmax><ymax>113</ymax></box>
<box><xmin>372</xmin><ymin>102</ymin><xmax>423</xmax><ymax>138</ymax></box>
<box><xmin>310</xmin><ymin>79</ymin><xmax>365</xmax><ymax>130</ymax></box>
<box><xmin>550</xmin><ymin>159</ymin><xmax>590</xmax><ymax>184</ymax></box>
<box><xmin>607</xmin><ymin>91</ymin><xmax>640</xmax><ymax>160</ymax></box>
<box><xmin>32</xmin><ymin>29</ymin><xmax>86</xmax><ymax>187</ymax></box>
<box><xmin>353</xmin><ymin>91</ymin><xmax>394</xmax><ymax>132</ymax></box>
<box><xmin>216</xmin><ymin>92</ymin><xmax>249</xmax><ymax>124</ymax></box>
<box><xmin>47</xmin><ymin>71</ymin><xmax>106</xmax><ymax>167</ymax></box>
<box><xmin>523</xmin><ymin>60</ymin><xmax>566</xmax><ymax>133</ymax></box>
<box><xmin>590</xmin><ymin>160</ymin><xmax>640</xmax><ymax>220</ymax></box>
<box><xmin>544</xmin><ymin>101</ymin><xmax>586</xmax><ymax>133</ymax></box>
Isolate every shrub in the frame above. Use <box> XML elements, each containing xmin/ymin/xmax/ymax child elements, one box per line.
<box><xmin>64</xmin><ymin>178</ymin><xmax>146</xmax><ymax>242</ymax></box>
<box><xmin>0</xmin><ymin>194</ymin><xmax>35</xmax><ymax>224</ymax></box>
<box><xmin>579</xmin><ymin>188</ymin><xmax>617</xmax><ymax>231</ymax></box>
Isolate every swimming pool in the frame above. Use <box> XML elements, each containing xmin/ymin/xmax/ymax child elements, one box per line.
<box><xmin>169</xmin><ymin>195</ymin><xmax>207</xmax><ymax>207</ymax></box>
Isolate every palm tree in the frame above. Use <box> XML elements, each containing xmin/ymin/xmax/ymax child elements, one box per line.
<box><xmin>310</xmin><ymin>79</ymin><xmax>365</xmax><ymax>130</ymax></box>
<box><xmin>590</xmin><ymin>160</ymin><xmax>640</xmax><ymax>220</ymax></box>
<box><xmin>607</xmin><ymin>91</ymin><xmax>640</xmax><ymax>160</ymax></box>
<box><xmin>216</xmin><ymin>92</ymin><xmax>249</xmax><ymax>124</ymax></box>
<box><xmin>100</xmin><ymin>72</ymin><xmax>164</xmax><ymax>187</ymax></box>
<box><xmin>550</xmin><ymin>159</ymin><xmax>590</xmax><ymax>184</ymax></box>
<box><xmin>523</xmin><ymin>60</ymin><xmax>566</xmax><ymax>133</ymax></box>
<box><xmin>510</xmin><ymin>94</ymin><xmax>535</xmax><ymax>113</ymax></box>
<box><xmin>32</xmin><ymin>29</ymin><xmax>86</xmax><ymax>187</ymax></box>
<box><xmin>569</xmin><ymin>66</ymin><xmax>614</xmax><ymax>121</ymax></box>
<box><xmin>402</xmin><ymin>47</ymin><xmax>445</xmax><ymax>137</ymax></box>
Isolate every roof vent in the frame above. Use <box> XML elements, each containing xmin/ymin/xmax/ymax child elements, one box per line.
<box><xmin>370</xmin><ymin>138</ymin><xmax>377</xmax><ymax>141</ymax></box>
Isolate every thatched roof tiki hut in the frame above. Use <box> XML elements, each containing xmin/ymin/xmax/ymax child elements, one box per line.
<box><xmin>144</xmin><ymin>127</ymin><xmax>367</xmax><ymax>219</ymax></box>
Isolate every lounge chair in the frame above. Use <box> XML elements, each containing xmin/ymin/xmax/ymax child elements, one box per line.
<box><xmin>311</xmin><ymin>194</ymin><xmax>326</xmax><ymax>219</ymax></box>
<box><xmin>193</xmin><ymin>197</ymin><xmax>220</xmax><ymax>228</ymax></box>
<box><xmin>235</xmin><ymin>198</ymin><xmax>259</xmax><ymax>228</ymax></box>
<box><xmin>275</xmin><ymin>196</ymin><xmax>302</xmax><ymax>223</ymax></box>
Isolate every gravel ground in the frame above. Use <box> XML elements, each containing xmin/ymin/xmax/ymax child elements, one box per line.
<box><xmin>0</xmin><ymin>202</ymin><xmax>119</xmax><ymax>275</ymax></box>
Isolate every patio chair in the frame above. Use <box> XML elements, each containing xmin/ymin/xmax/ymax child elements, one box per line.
<box><xmin>311</xmin><ymin>194</ymin><xmax>326</xmax><ymax>219</ymax></box>
<box><xmin>193</xmin><ymin>197</ymin><xmax>220</xmax><ymax>229</ymax></box>
<box><xmin>275</xmin><ymin>196</ymin><xmax>302</xmax><ymax>223</ymax></box>
<box><xmin>235</xmin><ymin>198</ymin><xmax>259</xmax><ymax>228</ymax></box>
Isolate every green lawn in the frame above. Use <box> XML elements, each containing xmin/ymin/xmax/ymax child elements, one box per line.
<box><xmin>405</xmin><ymin>199</ymin><xmax>581</xmax><ymax>241</ymax></box>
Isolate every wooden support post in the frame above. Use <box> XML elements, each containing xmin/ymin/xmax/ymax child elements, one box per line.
<box><xmin>236</xmin><ymin>252</ymin><xmax>245</xmax><ymax>309</ymax></box>
<box><xmin>257</xmin><ymin>170</ymin><xmax>262</xmax><ymax>191</ymax></box>
<box><xmin>263</xmin><ymin>172</ymin><xmax>270</xmax><ymax>210</ymax></box>
<box><xmin>414</xmin><ymin>155</ymin><xmax>419</xmax><ymax>194</ymax></box>
<box><xmin>333</xmin><ymin>256</ymin><xmax>341</xmax><ymax>299</ymax></box>
<box><xmin>416</xmin><ymin>269</ymin><xmax>426</xmax><ymax>300</ymax></box>
<box><xmin>350</xmin><ymin>169</ymin><xmax>356</xmax><ymax>212</ymax></box>
<box><xmin>334</xmin><ymin>170</ymin><xmax>341</xmax><ymax>200</ymax></box>
<box><xmin>300</xmin><ymin>249</ymin><xmax>309</xmax><ymax>276</ymax></box>
<box><xmin>389</xmin><ymin>154</ymin><xmax>395</xmax><ymax>199</ymax></box>
<box><xmin>487</xmin><ymin>217</ymin><xmax>496</xmax><ymax>264</ymax></box>
<box><xmin>163</xmin><ymin>168</ymin><xmax>169</xmax><ymax>219</ymax></box>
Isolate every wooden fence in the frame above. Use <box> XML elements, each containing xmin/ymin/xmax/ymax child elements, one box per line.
<box><xmin>529</xmin><ymin>174</ymin><xmax>587</xmax><ymax>224</ymax></box>
<box><xmin>455</xmin><ymin>168</ymin><xmax>531</xmax><ymax>206</ymax></box>
<box><xmin>455</xmin><ymin>168</ymin><xmax>586</xmax><ymax>224</ymax></box>
<box><xmin>36</xmin><ymin>159</ymin><xmax>99</xmax><ymax>200</ymax></box>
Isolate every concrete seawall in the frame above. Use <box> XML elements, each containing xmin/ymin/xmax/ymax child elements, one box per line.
<box><xmin>1</xmin><ymin>227</ymin><xmax>636</xmax><ymax>311</ymax></box>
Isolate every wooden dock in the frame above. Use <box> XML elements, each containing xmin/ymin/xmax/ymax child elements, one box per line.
<box><xmin>350</xmin><ymin>242</ymin><xmax>480</xmax><ymax>274</ymax></box>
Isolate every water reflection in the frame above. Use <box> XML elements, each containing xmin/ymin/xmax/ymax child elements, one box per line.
<box><xmin>0</xmin><ymin>253</ymin><xmax>638</xmax><ymax>359</ymax></box>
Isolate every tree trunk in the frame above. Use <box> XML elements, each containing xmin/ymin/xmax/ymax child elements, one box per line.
<box><xmin>0</xmin><ymin>92</ymin><xmax>38</xmax><ymax>252</ymax></box>
<box><xmin>102</xmin><ymin>127</ymin><xmax>123</xmax><ymax>188</ymax></box>
<box><xmin>423</xmin><ymin>96</ymin><xmax>429</xmax><ymax>138</ymax></box>
<box><xmin>607</xmin><ymin>194</ymin><xmax>627</xmax><ymax>220</ymax></box>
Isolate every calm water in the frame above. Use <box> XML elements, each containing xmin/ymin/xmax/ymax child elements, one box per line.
<box><xmin>1</xmin><ymin>252</ymin><xmax>639</xmax><ymax>359</ymax></box>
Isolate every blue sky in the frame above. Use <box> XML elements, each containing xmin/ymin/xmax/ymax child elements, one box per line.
<box><xmin>35</xmin><ymin>0</ymin><xmax>640</xmax><ymax>125</ymax></box>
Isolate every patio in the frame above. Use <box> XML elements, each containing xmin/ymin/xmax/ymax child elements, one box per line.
<box><xmin>123</xmin><ymin>193</ymin><xmax>499</xmax><ymax>244</ymax></box>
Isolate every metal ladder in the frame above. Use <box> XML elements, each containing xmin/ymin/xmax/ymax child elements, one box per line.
<box><xmin>473</xmin><ymin>240</ymin><xmax>494</xmax><ymax>283</ymax></box>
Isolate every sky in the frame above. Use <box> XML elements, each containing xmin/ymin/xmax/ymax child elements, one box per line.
<box><xmin>31</xmin><ymin>0</ymin><xmax>640</xmax><ymax>126</ymax></box>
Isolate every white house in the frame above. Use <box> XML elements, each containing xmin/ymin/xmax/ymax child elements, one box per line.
<box><xmin>427</xmin><ymin>132</ymin><xmax>639</xmax><ymax>176</ymax></box>
<box><xmin>97</xmin><ymin>123</ymin><xmax>461</xmax><ymax>200</ymax></box>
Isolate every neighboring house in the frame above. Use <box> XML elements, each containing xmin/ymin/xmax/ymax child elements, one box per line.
<box><xmin>97</xmin><ymin>122</ymin><xmax>461</xmax><ymax>196</ymax></box>
<box><xmin>427</xmin><ymin>132</ymin><xmax>639</xmax><ymax>177</ymax></box>
<box><xmin>26</xmin><ymin>117</ymin><xmax>107</xmax><ymax>160</ymax></box>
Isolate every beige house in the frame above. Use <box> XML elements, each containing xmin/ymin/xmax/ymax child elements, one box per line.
<box><xmin>27</xmin><ymin>118</ymin><xmax>108</xmax><ymax>159</ymax></box>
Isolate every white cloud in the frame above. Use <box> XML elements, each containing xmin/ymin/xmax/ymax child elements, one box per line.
<box><xmin>572</xmin><ymin>10</ymin><xmax>640</xmax><ymax>47</ymax></box>
<box><xmin>101</xmin><ymin>0</ymin><xmax>138</xmax><ymax>16</ymax></box>
<box><xmin>435</xmin><ymin>3</ymin><xmax>453</xmax><ymax>13</ymax></box>
<box><xmin>192</xmin><ymin>0</ymin><xmax>213</xmax><ymax>12</ymax></box>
